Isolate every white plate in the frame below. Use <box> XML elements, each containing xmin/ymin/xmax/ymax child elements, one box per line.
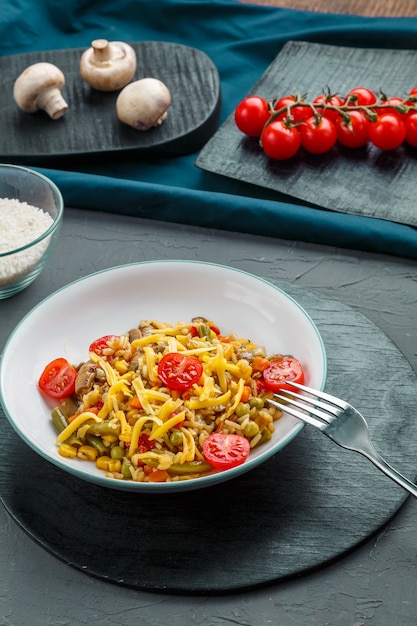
<box><xmin>0</xmin><ymin>261</ymin><xmax>327</xmax><ymax>492</ymax></box>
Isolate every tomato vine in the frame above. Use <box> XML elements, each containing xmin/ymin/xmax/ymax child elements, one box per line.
<box><xmin>234</xmin><ymin>86</ymin><xmax>417</xmax><ymax>160</ymax></box>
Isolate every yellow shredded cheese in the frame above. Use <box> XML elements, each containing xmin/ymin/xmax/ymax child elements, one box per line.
<box><xmin>149</xmin><ymin>410</ymin><xmax>186</xmax><ymax>440</ymax></box>
<box><xmin>56</xmin><ymin>411</ymin><xmax>101</xmax><ymax>443</ymax></box>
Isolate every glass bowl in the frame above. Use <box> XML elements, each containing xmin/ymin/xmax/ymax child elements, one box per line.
<box><xmin>0</xmin><ymin>164</ymin><xmax>64</xmax><ymax>299</ymax></box>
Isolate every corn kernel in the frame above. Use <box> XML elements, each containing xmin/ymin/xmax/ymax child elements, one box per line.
<box><xmin>58</xmin><ymin>443</ymin><xmax>77</xmax><ymax>458</ymax></box>
<box><xmin>96</xmin><ymin>455</ymin><xmax>112</xmax><ymax>471</ymax></box>
<box><xmin>96</xmin><ymin>455</ymin><xmax>122</xmax><ymax>473</ymax></box>
<box><xmin>101</xmin><ymin>434</ymin><xmax>119</xmax><ymax>443</ymax></box>
<box><xmin>77</xmin><ymin>445</ymin><xmax>98</xmax><ymax>461</ymax></box>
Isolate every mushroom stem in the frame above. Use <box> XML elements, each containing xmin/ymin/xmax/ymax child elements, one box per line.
<box><xmin>37</xmin><ymin>88</ymin><xmax>68</xmax><ymax>120</ymax></box>
<box><xmin>90</xmin><ymin>39</ymin><xmax>113</xmax><ymax>63</ymax></box>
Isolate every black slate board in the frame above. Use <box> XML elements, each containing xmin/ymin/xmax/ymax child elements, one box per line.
<box><xmin>0</xmin><ymin>42</ymin><xmax>221</xmax><ymax>163</ymax></box>
<box><xmin>196</xmin><ymin>41</ymin><xmax>417</xmax><ymax>228</ymax></box>
<box><xmin>1</xmin><ymin>284</ymin><xmax>417</xmax><ymax>594</ymax></box>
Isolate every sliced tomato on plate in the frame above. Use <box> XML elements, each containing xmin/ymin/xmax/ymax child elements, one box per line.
<box><xmin>38</xmin><ymin>357</ymin><xmax>77</xmax><ymax>399</ymax></box>
<box><xmin>203</xmin><ymin>433</ymin><xmax>250</xmax><ymax>470</ymax></box>
<box><xmin>158</xmin><ymin>352</ymin><xmax>203</xmax><ymax>391</ymax></box>
<box><xmin>89</xmin><ymin>334</ymin><xmax>121</xmax><ymax>356</ymax></box>
<box><xmin>262</xmin><ymin>356</ymin><xmax>305</xmax><ymax>392</ymax></box>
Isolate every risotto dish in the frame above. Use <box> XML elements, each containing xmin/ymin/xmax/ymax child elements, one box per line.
<box><xmin>38</xmin><ymin>317</ymin><xmax>305</xmax><ymax>483</ymax></box>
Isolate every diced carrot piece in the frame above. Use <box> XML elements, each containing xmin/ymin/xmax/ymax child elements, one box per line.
<box><xmin>252</xmin><ymin>357</ymin><xmax>270</xmax><ymax>373</ymax></box>
<box><xmin>240</xmin><ymin>385</ymin><xmax>251</xmax><ymax>403</ymax></box>
<box><xmin>148</xmin><ymin>469</ymin><xmax>169</xmax><ymax>482</ymax></box>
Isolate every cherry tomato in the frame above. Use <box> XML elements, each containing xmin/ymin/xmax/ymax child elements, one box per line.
<box><xmin>262</xmin><ymin>356</ymin><xmax>305</xmax><ymax>392</ymax></box>
<box><xmin>274</xmin><ymin>95</ymin><xmax>311</xmax><ymax>123</ymax></box>
<box><xmin>408</xmin><ymin>86</ymin><xmax>417</xmax><ymax>98</ymax></box>
<box><xmin>379</xmin><ymin>96</ymin><xmax>405</xmax><ymax>118</ymax></box>
<box><xmin>313</xmin><ymin>93</ymin><xmax>344</xmax><ymax>123</ymax></box>
<box><xmin>89</xmin><ymin>335</ymin><xmax>121</xmax><ymax>356</ymax></box>
<box><xmin>202</xmin><ymin>433</ymin><xmax>250</xmax><ymax>470</ymax></box>
<box><xmin>368</xmin><ymin>114</ymin><xmax>406</xmax><ymax>150</ymax></box>
<box><xmin>234</xmin><ymin>96</ymin><xmax>271</xmax><ymax>137</ymax></box>
<box><xmin>346</xmin><ymin>87</ymin><xmax>377</xmax><ymax>106</ymax></box>
<box><xmin>405</xmin><ymin>112</ymin><xmax>417</xmax><ymax>147</ymax></box>
<box><xmin>335</xmin><ymin>111</ymin><xmax>370</xmax><ymax>148</ymax></box>
<box><xmin>260</xmin><ymin>120</ymin><xmax>301</xmax><ymax>160</ymax></box>
<box><xmin>158</xmin><ymin>353</ymin><xmax>203</xmax><ymax>391</ymax></box>
<box><xmin>300</xmin><ymin>116</ymin><xmax>337</xmax><ymax>154</ymax></box>
<box><xmin>38</xmin><ymin>357</ymin><xmax>77</xmax><ymax>399</ymax></box>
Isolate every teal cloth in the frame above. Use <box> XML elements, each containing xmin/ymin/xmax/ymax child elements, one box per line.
<box><xmin>2</xmin><ymin>0</ymin><xmax>417</xmax><ymax>258</ymax></box>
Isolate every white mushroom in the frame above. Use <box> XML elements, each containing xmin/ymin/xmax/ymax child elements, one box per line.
<box><xmin>13</xmin><ymin>62</ymin><xmax>68</xmax><ymax>120</ymax></box>
<box><xmin>116</xmin><ymin>78</ymin><xmax>171</xmax><ymax>131</ymax></box>
<box><xmin>80</xmin><ymin>39</ymin><xmax>137</xmax><ymax>92</ymax></box>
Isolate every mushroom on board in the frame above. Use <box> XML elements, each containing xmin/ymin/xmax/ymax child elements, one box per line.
<box><xmin>13</xmin><ymin>62</ymin><xmax>68</xmax><ymax>120</ymax></box>
<box><xmin>116</xmin><ymin>77</ymin><xmax>171</xmax><ymax>131</ymax></box>
<box><xmin>80</xmin><ymin>39</ymin><xmax>137</xmax><ymax>91</ymax></box>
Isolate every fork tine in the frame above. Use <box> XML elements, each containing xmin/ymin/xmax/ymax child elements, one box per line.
<box><xmin>267</xmin><ymin>396</ymin><xmax>328</xmax><ymax>431</ymax></box>
<box><xmin>272</xmin><ymin>392</ymin><xmax>335</xmax><ymax>425</ymax></box>
<box><xmin>275</xmin><ymin>388</ymin><xmax>339</xmax><ymax>421</ymax></box>
<box><xmin>284</xmin><ymin>380</ymin><xmax>350</xmax><ymax>410</ymax></box>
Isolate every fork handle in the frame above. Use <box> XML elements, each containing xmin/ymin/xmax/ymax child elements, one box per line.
<box><xmin>360</xmin><ymin>446</ymin><xmax>417</xmax><ymax>499</ymax></box>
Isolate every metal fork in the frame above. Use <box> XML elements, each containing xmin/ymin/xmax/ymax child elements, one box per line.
<box><xmin>267</xmin><ymin>380</ymin><xmax>417</xmax><ymax>498</ymax></box>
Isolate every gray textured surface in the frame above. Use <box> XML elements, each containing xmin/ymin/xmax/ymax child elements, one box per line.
<box><xmin>1</xmin><ymin>208</ymin><xmax>417</xmax><ymax>623</ymax></box>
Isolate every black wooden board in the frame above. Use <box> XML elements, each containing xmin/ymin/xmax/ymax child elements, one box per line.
<box><xmin>1</xmin><ymin>284</ymin><xmax>417</xmax><ymax>594</ymax></box>
<box><xmin>0</xmin><ymin>42</ymin><xmax>221</xmax><ymax>163</ymax></box>
<box><xmin>196</xmin><ymin>41</ymin><xmax>417</xmax><ymax>228</ymax></box>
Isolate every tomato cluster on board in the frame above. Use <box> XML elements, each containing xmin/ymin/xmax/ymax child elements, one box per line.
<box><xmin>234</xmin><ymin>86</ymin><xmax>417</xmax><ymax>160</ymax></box>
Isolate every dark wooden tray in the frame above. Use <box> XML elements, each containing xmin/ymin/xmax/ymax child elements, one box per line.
<box><xmin>196</xmin><ymin>41</ymin><xmax>417</xmax><ymax>228</ymax></box>
<box><xmin>0</xmin><ymin>41</ymin><xmax>221</xmax><ymax>163</ymax></box>
<box><xmin>1</xmin><ymin>284</ymin><xmax>417</xmax><ymax>594</ymax></box>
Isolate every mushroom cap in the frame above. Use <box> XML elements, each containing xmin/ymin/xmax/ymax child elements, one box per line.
<box><xmin>116</xmin><ymin>78</ymin><xmax>171</xmax><ymax>131</ymax></box>
<box><xmin>13</xmin><ymin>62</ymin><xmax>66</xmax><ymax>114</ymax></box>
<box><xmin>80</xmin><ymin>40</ymin><xmax>137</xmax><ymax>91</ymax></box>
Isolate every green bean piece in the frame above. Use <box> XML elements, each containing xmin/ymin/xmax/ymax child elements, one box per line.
<box><xmin>64</xmin><ymin>432</ymin><xmax>83</xmax><ymax>447</ymax></box>
<box><xmin>167</xmin><ymin>460</ymin><xmax>212</xmax><ymax>475</ymax></box>
<box><xmin>51</xmin><ymin>407</ymin><xmax>69</xmax><ymax>433</ymax></box>
<box><xmin>87</xmin><ymin>421</ymin><xmax>121</xmax><ymax>437</ymax></box>
<box><xmin>85</xmin><ymin>434</ymin><xmax>108</xmax><ymax>456</ymax></box>
<box><xmin>198</xmin><ymin>323</ymin><xmax>212</xmax><ymax>341</ymax></box>
<box><xmin>121</xmin><ymin>461</ymin><xmax>132</xmax><ymax>480</ymax></box>
<box><xmin>254</xmin><ymin>427</ymin><xmax>272</xmax><ymax>447</ymax></box>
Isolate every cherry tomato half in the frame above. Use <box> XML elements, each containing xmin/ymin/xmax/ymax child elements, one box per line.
<box><xmin>203</xmin><ymin>433</ymin><xmax>250</xmax><ymax>470</ymax></box>
<box><xmin>38</xmin><ymin>357</ymin><xmax>77</xmax><ymax>399</ymax></box>
<box><xmin>346</xmin><ymin>87</ymin><xmax>377</xmax><ymax>106</ymax></box>
<box><xmin>89</xmin><ymin>335</ymin><xmax>121</xmax><ymax>356</ymax></box>
<box><xmin>158</xmin><ymin>353</ymin><xmax>203</xmax><ymax>391</ymax></box>
<box><xmin>260</xmin><ymin>120</ymin><xmax>301</xmax><ymax>160</ymax></box>
<box><xmin>335</xmin><ymin>110</ymin><xmax>370</xmax><ymax>148</ymax></box>
<box><xmin>300</xmin><ymin>116</ymin><xmax>337</xmax><ymax>154</ymax></box>
<box><xmin>234</xmin><ymin>96</ymin><xmax>271</xmax><ymax>137</ymax></box>
<box><xmin>262</xmin><ymin>356</ymin><xmax>305</xmax><ymax>392</ymax></box>
<box><xmin>368</xmin><ymin>114</ymin><xmax>406</xmax><ymax>150</ymax></box>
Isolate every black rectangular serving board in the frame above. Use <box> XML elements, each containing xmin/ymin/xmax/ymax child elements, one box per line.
<box><xmin>196</xmin><ymin>41</ymin><xmax>417</xmax><ymax>228</ymax></box>
<box><xmin>1</xmin><ymin>41</ymin><xmax>221</xmax><ymax>163</ymax></box>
